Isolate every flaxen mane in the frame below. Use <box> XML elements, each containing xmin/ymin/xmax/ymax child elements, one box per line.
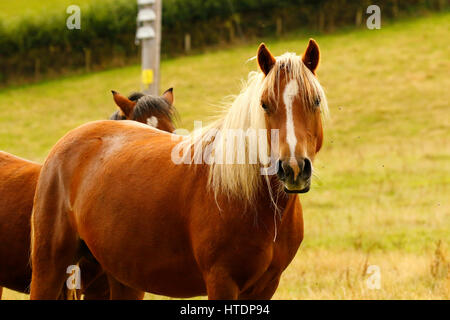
<box><xmin>182</xmin><ymin>52</ymin><xmax>328</xmax><ymax>202</ymax></box>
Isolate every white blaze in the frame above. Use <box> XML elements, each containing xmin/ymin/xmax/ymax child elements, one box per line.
<box><xmin>147</xmin><ymin>116</ymin><xmax>158</xmax><ymax>128</ymax></box>
<box><xmin>283</xmin><ymin>79</ymin><xmax>299</xmax><ymax>158</ymax></box>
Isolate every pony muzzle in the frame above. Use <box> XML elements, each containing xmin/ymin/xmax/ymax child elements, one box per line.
<box><xmin>277</xmin><ymin>157</ymin><xmax>312</xmax><ymax>193</ymax></box>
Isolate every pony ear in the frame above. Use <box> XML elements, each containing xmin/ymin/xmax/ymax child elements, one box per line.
<box><xmin>302</xmin><ymin>39</ymin><xmax>320</xmax><ymax>74</ymax></box>
<box><xmin>257</xmin><ymin>43</ymin><xmax>276</xmax><ymax>76</ymax></box>
<box><xmin>161</xmin><ymin>88</ymin><xmax>174</xmax><ymax>105</ymax></box>
<box><xmin>111</xmin><ymin>90</ymin><xmax>136</xmax><ymax>118</ymax></box>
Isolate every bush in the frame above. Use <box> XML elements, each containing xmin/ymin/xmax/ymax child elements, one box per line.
<box><xmin>0</xmin><ymin>0</ymin><xmax>447</xmax><ymax>85</ymax></box>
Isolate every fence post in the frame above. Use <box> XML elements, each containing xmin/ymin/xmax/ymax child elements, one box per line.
<box><xmin>225</xmin><ymin>20</ymin><xmax>235</xmax><ymax>42</ymax></box>
<box><xmin>276</xmin><ymin>17</ymin><xmax>282</xmax><ymax>37</ymax></box>
<box><xmin>34</xmin><ymin>58</ymin><xmax>41</xmax><ymax>81</ymax></box>
<box><xmin>355</xmin><ymin>7</ymin><xmax>363</xmax><ymax>27</ymax></box>
<box><xmin>184</xmin><ymin>33</ymin><xmax>191</xmax><ymax>53</ymax></box>
<box><xmin>84</xmin><ymin>48</ymin><xmax>91</xmax><ymax>72</ymax></box>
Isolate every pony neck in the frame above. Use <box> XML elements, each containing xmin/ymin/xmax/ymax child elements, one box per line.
<box><xmin>260</xmin><ymin>175</ymin><xmax>294</xmax><ymax>215</ymax></box>
<box><xmin>227</xmin><ymin>174</ymin><xmax>294</xmax><ymax>219</ymax></box>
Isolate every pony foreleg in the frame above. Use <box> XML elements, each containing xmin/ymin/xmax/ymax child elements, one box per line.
<box><xmin>78</xmin><ymin>258</ymin><xmax>110</xmax><ymax>300</ymax></box>
<box><xmin>238</xmin><ymin>276</ymin><xmax>280</xmax><ymax>300</ymax></box>
<box><xmin>107</xmin><ymin>275</ymin><xmax>144</xmax><ymax>300</ymax></box>
<box><xmin>205</xmin><ymin>269</ymin><xmax>239</xmax><ymax>300</ymax></box>
<box><xmin>83</xmin><ymin>273</ymin><xmax>110</xmax><ymax>300</ymax></box>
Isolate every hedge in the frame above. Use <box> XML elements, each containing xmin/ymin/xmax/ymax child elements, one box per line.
<box><xmin>0</xmin><ymin>0</ymin><xmax>447</xmax><ymax>85</ymax></box>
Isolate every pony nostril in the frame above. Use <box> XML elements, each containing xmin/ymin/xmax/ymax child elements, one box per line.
<box><xmin>299</xmin><ymin>159</ymin><xmax>306</xmax><ymax>172</ymax></box>
<box><xmin>282</xmin><ymin>161</ymin><xmax>295</xmax><ymax>181</ymax></box>
<box><xmin>302</xmin><ymin>158</ymin><xmax>312</xmax><ymax>179</ymax></box>
<box><xmin>276</xmin><ymin>160</ymin><xmax>285</xmax><ymax>179</ymax></box>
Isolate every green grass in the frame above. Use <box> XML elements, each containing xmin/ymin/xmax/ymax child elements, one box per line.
<box><xmin>1</xmin><ymin>13</ymin><xmax>449</xmax><ymax>299</ymax></box>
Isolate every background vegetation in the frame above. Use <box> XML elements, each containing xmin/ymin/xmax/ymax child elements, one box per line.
<box><xmin>1</xmin><ymin>13</ymin><xmax>449</xmax><ymax>299</ymax></box>
<box><xmin>0</xmin><ymin>0</ymin><xmax>448</xmax><ymax>85</ymax></box>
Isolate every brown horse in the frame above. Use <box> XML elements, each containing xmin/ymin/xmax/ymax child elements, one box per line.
<box><xmin>0</xmin><ymin>89</ymin><xmax>175</xmax><ymax>299</ymax></box>
<box><xmin>110</xmin><ymin>88</ymin><xmax>176</xmax><ymax>133</ymax></box>
<box><xmin>30</xmin><ymin>40</ymin><xmax>328</xmax><ymax>299</ymax></box>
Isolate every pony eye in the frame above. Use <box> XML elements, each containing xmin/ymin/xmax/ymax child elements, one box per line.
<box><xmin>314</xmin><ymin>97</ymin><xmax>321</xmax><ymax>107</ymax></box>
<box><xmin>261</xmin><ymin>103</ymin><xmax>269</xmax><ymax>111</ymax></box>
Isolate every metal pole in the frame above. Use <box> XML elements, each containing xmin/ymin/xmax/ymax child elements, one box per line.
<box><xmin>137</xmin><ymin>0</ymin><xmax>161</xmax><ymax>95</ymax></box>
<box><xmin>154</xmin><ymin>0</ymin><xmax>162</xmax><ymax>95</ymax></box>
<box><xmin>141</xmin><ymin>35</ymin><xmax>156</xmax><ymax>95</ymax></box>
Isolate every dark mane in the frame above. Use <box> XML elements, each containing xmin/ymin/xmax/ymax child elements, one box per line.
<box><xmin>131</xmin><ymin>92</ymin><xmax>176</xmax><ymax>123</ymax></box>
<box><xmin>109</xmin><ymin>92</ymin><xmax>176</xmax><ymax>122</ymax></box>
<box><xmin>127</xmin><ymin>92</ymin><xmax>145</xmax><ymax>102</ymax></box>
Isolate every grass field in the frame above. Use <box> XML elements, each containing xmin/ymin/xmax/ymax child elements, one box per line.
<box><xmin>0</xmin><ymin>13</ymin><xmax>449</xmax><ymax>299</ymax></box>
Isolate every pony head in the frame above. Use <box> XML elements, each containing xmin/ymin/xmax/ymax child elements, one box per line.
<box><xmin>181</xmin><ymin>40</ymin><xmax>328</xmax><ymax>202</ymax></box>
<box><xmin>257</xmin><ymin>40</ymin><xmax>327</xmax><ymax>193</ymax></box>
<box><xmin>110</xmin><ymin>88</ymin><xmax>176</xmax><ymax>132</ymax></box>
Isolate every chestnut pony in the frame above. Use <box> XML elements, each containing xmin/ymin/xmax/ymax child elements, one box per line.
<box><xmin>30</xmin><ymin>40</ymin><xmax>328</xmax><ymax>299</ymax></box>
<box><xmin>0</xmin><ymin>89</ymin><xmax>175</xmax><ymax>299</ymax></box>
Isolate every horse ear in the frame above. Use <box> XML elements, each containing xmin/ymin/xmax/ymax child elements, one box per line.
<box><xmin>161</xmin><ymin>88</ymin><xmax>174</xmax><ymax>105</ymax></box>
<box><xmin>111</xmin><ymin>90</ymin><xmax>136</xmax><ymax>118</ymax></box>
<box><xmin>302</xmin><ymin>39</ymin><xmax>320</xmax><ymax>74</ymax></box>
<box><xmin>257</xmin><ymin>43</ymin><xmax>276</xmax><ymax>76</ymax></box>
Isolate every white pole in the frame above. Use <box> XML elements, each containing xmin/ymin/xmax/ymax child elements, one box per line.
<box><xmin>137</xmin><ymin>0</ymin><xmax>161</xmax><ymax>95</ymax></box>
<box><xmin>154</xmin><ymin>0</ymin><xmax>162</xmax><ymax>95</ymax></box>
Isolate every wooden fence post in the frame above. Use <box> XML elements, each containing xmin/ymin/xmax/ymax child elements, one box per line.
<box><xmin>276</xmin><ymin>17</ymin><xmax>282</xmax><ymax>36</ymax></box>
<box><xmin>84</xmin><ymin>48</ymin><xmax>91</xmax><ymax>72</ymax></box>
<box><xmin>355</xmin><ymin>7</ymin><xmax>363</xmax><ymax>27</ymax></box>
<box><xmin>184</xmin><ymin>33</ymin><xmax>191</xmax><ymax>53</ymax></box>
<box><xmin>34</xmin><ymin>58</ymin><xmax>41</xmax><ymax>81</ymax></box>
